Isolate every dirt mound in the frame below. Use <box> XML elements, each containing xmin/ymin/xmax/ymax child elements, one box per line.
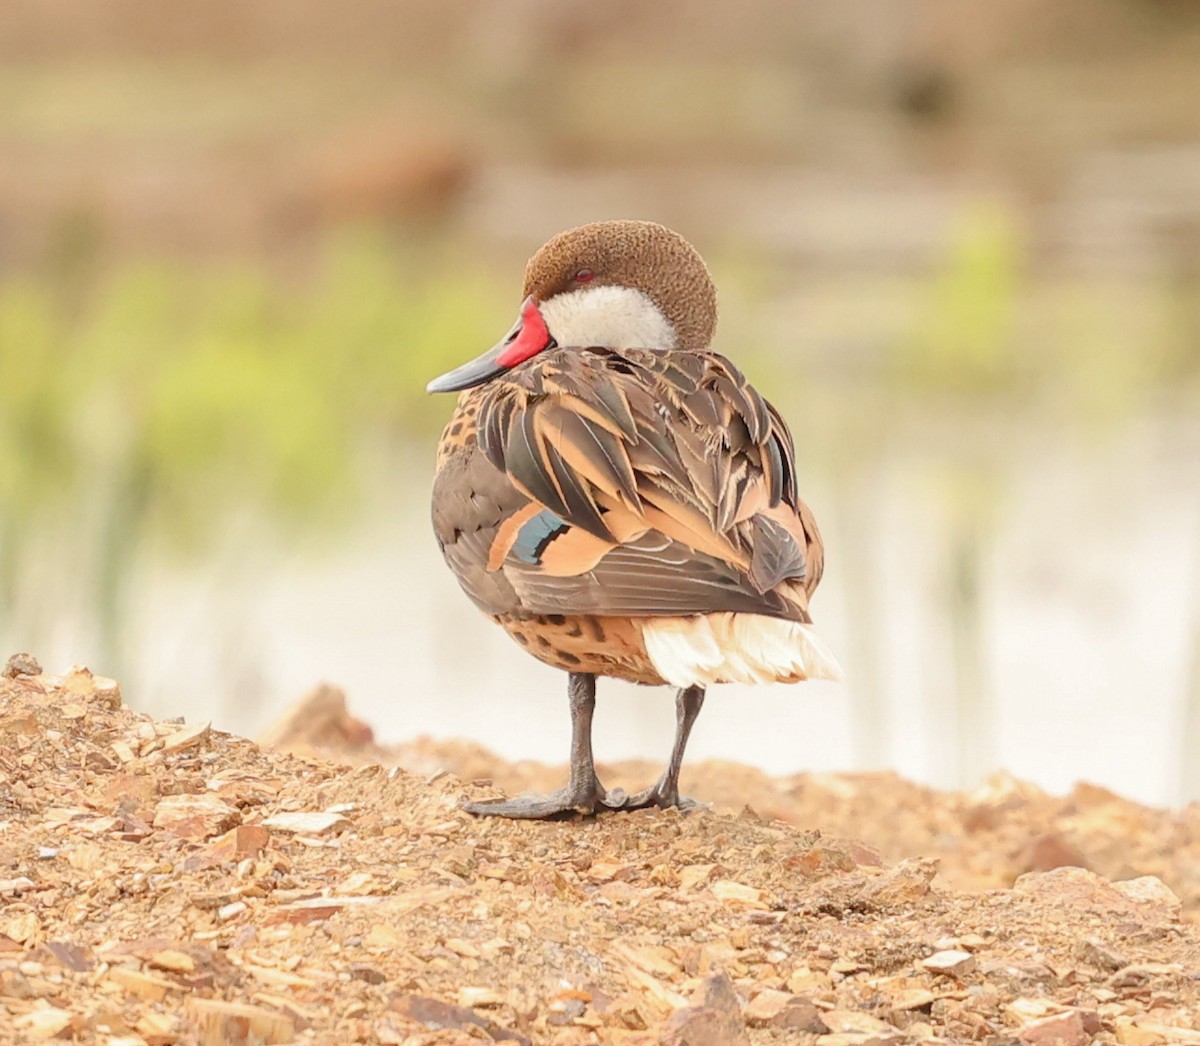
<box><xmin>1</xmin><ymin>663</ymin><xmax>1198</xmax><ymax>1045</ymax></box>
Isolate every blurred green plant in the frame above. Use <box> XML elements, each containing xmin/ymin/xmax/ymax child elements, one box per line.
<box><xmin>0</xmin><ymin>231</ymin><xmax>508</xmax><ymax>673</ymax></box>
<box><xmin>893</xmin><ymin>200</ymin><xmax>1025</xmax><ymax>402</ymax></box>
<box><xmin>888</xmin><ymin>201</ymin><xmax>1027</xmax><ymax>785</ymax></box>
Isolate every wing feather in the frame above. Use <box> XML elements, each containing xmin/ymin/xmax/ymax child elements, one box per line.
<box><xmin>470</xmin><ymin>346</ymin><xmax>820</xmax><ymax>620</ymax></box>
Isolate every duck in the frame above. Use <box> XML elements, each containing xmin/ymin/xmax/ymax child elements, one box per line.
<box><xmin>427</xmin><ymin>220</ymin><xmax>841</xmax><ymax>819</ymax></box>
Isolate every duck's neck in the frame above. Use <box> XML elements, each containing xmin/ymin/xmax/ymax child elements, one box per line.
<box><xmin>539</xmin><ymin>285</ymin><xmax>677</xmax><ymax>350</ymax></box>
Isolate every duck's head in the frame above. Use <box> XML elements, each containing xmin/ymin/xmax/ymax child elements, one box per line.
<box><xmin>427</xmin><ymin>220</ymin><xmax>717</xmax><ymax>393</ymax></box>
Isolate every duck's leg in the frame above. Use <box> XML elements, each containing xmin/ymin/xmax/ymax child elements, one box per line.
<box><xmin>461</xmin><ymin>672</ymin><xmax>616</xmax><ymax>819</ymax></box>
<box><xmin>618</xmin><ymin>685</ymin><xmax>708</xmax><ymax>811</ymax></box>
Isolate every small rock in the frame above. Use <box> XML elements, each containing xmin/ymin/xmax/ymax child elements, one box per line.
<box><xmin>1113</xmin><ymin>1020</ymin><xmax>1167</xmax><ymax>1046</ymax></box>
<box><xmin>744</xmin><ymin>988</ymin><xmax>789</xmax><ymax>1025</ymax></box>
<box><xmin>890</xmin><ymin>988</ymin><xmax>935</xmax><ymax>1011</ymax></box>
<box><xmin>40</xmin><ymin>940</ymin><xmax>94</xmax><ymax>972</ymax></box>
<box><xmin>1130</xmin><ymin>1023</ymin><xmax>1200</xmax><ymax>1045</ymax></box>
<box><xmin>821</xmin><ymin>1010</ymin><xmax>898</xmax><ymax>1035</ymax></box>
<box><xmin>2</xmin><ymin>653</ymin><xmax>41</xmax><ymax>678</ymax></box>
<box><xmin>920</xmin><ymin>950</ymin><xmax>976</xmax><ymax>977</ymax></box>
<box><xmin>160</xmin><ymin>720</ymin><xmax>212</xmax><ymax>755</ymax></box>
<box><xmin>186</xmin><ymin>998</ymin><xmax>295</xmax><ymax>1045</ymax></box>
<box><xmin>860</xmin><ymin>857</ymin><xmax>938</xmax><ymax>909</ymax></box>
<box><xmin>351</xmin><ymin>962</ymin><xmax>387</xmax><ymax>984</ymax></box>
<box><xmin>787</xmin><ymin>966</ymin><xmax>833</xmax><ymax>994</ymax></box>
<box><xmin>1111</xmin><ymin>876</ymin><xmax>1182</xmax><ymax>916</ymax></box>
<box><xmin>218</xmin><ymin>900</ymin><xmax>248</xmax><ymax>922</ymax></box>
<box><xmin>1006</xmin><ymin>997</ymin><xmax>1061</xmax><ymax>1022</ymax></box>
<box><xmin>135</xmin><ymin>1013</ymin><xmax>178</xmax><ymax>1040</ymax></box>
<box><xmin>389</xmin><ymin>993</ymin><xmax>530</xmax><ymax>1045</ymax></box>
<box><xmin>148</xmin><ymin>949</ymin><xmax>195</xmax><ymax>974</ymax></box>
<box><xmin>108</xmin><ymin>965</ymin><xmax>179</xmax><ymax>1002</ymax></box>
<box><xmin>1016</xmin><ymin>1010</ymin><xmax>1088</xmax><ymax>1046</ymax></box>
<box><xmin>153</xmin><ymin>793</ymin><xmax>241</xmax><ymax>841</ymax></box>
<box><xmin>257</xmin><ymin>682</ymin><xmax>375</xmax><ymax>753</ymax></box>
<box><xmin>709</xmin><ymin>880</ymin><xmax>766</xmax><ymax>908</ymax></box>
<box><xmin>661</xmin><ymin>972</ymin><xmax>749</xmax><ymax>1046</ymax></box>
<box><xmin>1017</xmin><ymin>833</ymin><xmax>1090</xmax><ymax>874</ymax></box>
<box><xmin>679</xmin><ymin>864</ymin><xmax>717</xmax><ymax>890</ymax></box>
<box><xmin>744</xmin><ymin>990</ymin><xmax>826</xmax><ymax>1031</ymax></box>
<box><xmin>1074</xmin><ymin>937</ymin><xmax>1129</xmax><ymax>972</ymax></box>
<box><xmin>457</xmin><ymin>986</ymin><xmax>503</xmax><ymax>1007</ymax></box>
<box><xmin>261</xmin><ymin>811</ymin><xmax>350</xmax><ymax>836</ymax></box>
<box><xmin>816</xmin><ymin>1035</ymin><xmax>903</xmax><ymax>1046</ymax></box>
<box><xmin>1107</xmin><ymin>962</ymin><xmax>1184</xmax><ymax>990</ymax></box>
<box><xmin>12</xmin><ymin>1007</ymin><xmax>73</xmax><ymax>1040</ymax></box>
<box><xmin>188</xmin><ymin>824</ymin><xmax>271</xmax><ymax>870</ymax></box>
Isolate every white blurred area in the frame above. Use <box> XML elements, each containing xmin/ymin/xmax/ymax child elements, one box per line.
<box><xmin>15</xmin><ymin>411</ymin><xmax>1195</xmax><ymax>807</ymax></box>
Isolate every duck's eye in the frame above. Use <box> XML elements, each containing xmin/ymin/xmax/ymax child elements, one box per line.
<box><xmin>573</xmin><ymin>268</ymin><xmax>594</xmax><ymax>283</ymax></box>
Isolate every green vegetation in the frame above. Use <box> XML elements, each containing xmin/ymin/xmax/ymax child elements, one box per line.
<box><xmin>0</xmin><ymin>230</ymin><xmax>508</xmax><ymax>670</ymax></box>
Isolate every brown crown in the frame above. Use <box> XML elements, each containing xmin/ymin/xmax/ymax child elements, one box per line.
<box><xmin>521</xmin><ymin>220</ymin><xmax>718</xmax><ymax>350</ymax></box>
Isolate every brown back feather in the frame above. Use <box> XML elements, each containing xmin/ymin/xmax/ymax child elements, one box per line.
<box><xmin>467</xmin><ymin>346</ymin><xmax>823</xmax><ymax>621</ymax></box>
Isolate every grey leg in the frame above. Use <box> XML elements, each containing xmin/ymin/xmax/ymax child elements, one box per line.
<box><xmin>618</xmin><ymin>685</ymin><xmax>707</xmax><ymax>810</ymax></box>
<box><xmin>462</xmin><ymin>672</ymin><xmax>616</xmax><ymax>819</ymax></box>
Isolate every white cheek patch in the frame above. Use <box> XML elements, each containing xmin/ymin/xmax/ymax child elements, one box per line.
<box><xmin>539</xmin><ymin>286</ymin><xmax>677</xmax><ymax>351</ymax></box>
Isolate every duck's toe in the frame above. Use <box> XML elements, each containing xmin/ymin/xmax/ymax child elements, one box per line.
<box><xmin>461</xmin><ymin>780</ymin><xmax>613</xmax><ymax>820</ymax></box>
<box><xmin>610</xmin><ymin>778</ymin><xmax>711</xmax><ymax>814</ymax></box>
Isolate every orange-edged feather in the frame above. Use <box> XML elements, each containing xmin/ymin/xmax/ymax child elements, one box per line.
<box><xmin>460</xmin><ymin>345</ymin><xmax>820</xmax><ymax>623</ymax></box>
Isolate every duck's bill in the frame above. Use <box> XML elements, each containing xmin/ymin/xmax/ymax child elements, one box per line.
<box><xmin>425</xmin><ymin>342</ymin><xmax>511</xmax><ymax>393</ymax></box>
<box><xmin>426</xmin><ymin>296</ymin><xmax>555</xmax><ymax>393</ymax></box>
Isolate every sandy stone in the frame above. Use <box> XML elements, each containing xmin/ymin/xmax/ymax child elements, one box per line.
<box><xmin>920</xmin><ymin>950</ymin><xmax>976</xmax><ymax>976</ymax></box>
<box><xmin>745</xmin><ymin>989</ymin><xmax>826</xmax><ymax>1031</ymax></box>
<box><xmin>1131</xmin><ymin>1024</ymin><xmax>1200</xmax><ymax>1045</ymax></box>
<box><xmin>261</xmin><ymin>811</ymin><xmax>349</xmax><ymax>836</ymax></box>
<box><xmin>186</xmin><ymin>998</ymin><xmax>296</xmax><ymax>1045</ymax></box>
<box><xmin>148</xmin><ymin>949</ymin><xmax>195</xmax><ymax>974</ymax></box>
<box><xmin>859</xmin><ymin>857</ymin><xmax>938</xmax><ymax>908</ymax></box>
<box><xmin>1017</xmin><ymin>832</ymin><xmax>1090</xmax><ymax>874</ymax></box>
<box><xmin>390</xmin><ymin>993</ymin><xmax>530</xmax><ymax>1045</ymax></box>
<box><xmin>821</xmin><ymin>1010</ymin><xmax>899</xmax><ymax>1035</ymax></box>
<box><xmin>1113</xmin><ymin>1020</ymin><xmax>1168</xmax><ymax>1045</ymax></box>
<box><xmin>744</xmin><ymin>988</ymin><xmax>789</xmax><ymax>1025</ymax></box>
<box><xmin>816</xmin><ymin>1033</ymin><xmax>903</xmax><ymax>1046</ymax></box>
<box><xmin>152</xmin><ymin>793</ymin><xmax>241</xmax><ymax>840</ymax></box>
<box><xmin>709</xmin><ymin>880</ymin><xmax>765</xmax><ymax>908</ymax></box>
<box><xmin>160</xmin><ymin>720</ymin><xmax>212</xmax><ymax>754</ymax></box>
<box><xmin>108</xmin><ymin>966</ymin><xmax>180</xmax><ymax>1002</ymax></box>
<box><xmin>12</xmin><ymin>1008</ymin><xmax>73</xmax><ymax>1039</ymax></box>
<box><xmin>1074</xmin><ymin>936</ymin><xmax>1129</xmax><ymax>971</ymax></box>
<box><xmin>457</xmin><ymin>985</ymin><xmax>504</xmax><ymax>1007</ymax></box>
<box><xmin>1111</xmin><ymin>876</ymin><xmax>1182</xmax><ymax>915</ymax></box>
<box><xmin>1016</xmin><ymin>1010</ymin><xmax>1088</xmax><ymax>1046</ymax></box>
<box><xmin>889</xmin><ymin>988</ymin><xmax>935</xmax><ymax>1011</ymax></box>
<box><xmin>2</xmin><ymin>653</ymin><xmax>41</xmax><ymax>677</ymax></box>
<box><xmin>660</xmin><ymin>973</ymin><xmax>748</xmax><ymax>1046</ymax></box>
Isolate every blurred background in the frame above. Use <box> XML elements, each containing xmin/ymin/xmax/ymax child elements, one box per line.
<box><xmin>1</xmin><ymin>1</ymin><xmax>1199</xmax><ymax>805</ymax></box>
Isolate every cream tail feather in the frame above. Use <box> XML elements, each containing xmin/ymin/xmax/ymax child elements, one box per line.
<box><xmin>641</xmin><ymin>612</ymin><xmax>844</xmax><ymax>689</ymax></box>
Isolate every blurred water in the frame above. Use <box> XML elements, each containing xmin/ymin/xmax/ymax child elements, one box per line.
<box><xmin>20</xmin><ymin>413</ymin><xmax>1188</xmax><ymax>808</ymax></box>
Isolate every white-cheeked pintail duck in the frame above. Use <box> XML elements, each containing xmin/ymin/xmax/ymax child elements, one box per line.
<box><xmin>428</xmin><ymin>220</ymin><xmax>841</xmax><ymax>819</ymax></box>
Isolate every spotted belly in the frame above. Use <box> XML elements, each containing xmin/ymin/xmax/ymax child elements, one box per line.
<box><xmin>494</xmin><ymin>613</ymin><xmax>667</xmax><ymax>685</ymax></box>
<box><xmin>495</xmin><ymin>610</ymin><xmax>844</xmax><ymax>689</ymax></box>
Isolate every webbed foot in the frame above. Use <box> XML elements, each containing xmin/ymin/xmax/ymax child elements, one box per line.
<box><xmin>462</xmin><ymin>777</ymin><xmax>625</xmax><ymax>820</ymax></box>
<box><xmin>610</xmin><ymin>775</ymin><xmax>711</xmax><ymax>813</ymax></box>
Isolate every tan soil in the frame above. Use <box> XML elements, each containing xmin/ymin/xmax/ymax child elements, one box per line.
<box><xmin>1</xmin><ymin>663</ymin><xmax>1198</xmax><ymax>1046</ymax></box>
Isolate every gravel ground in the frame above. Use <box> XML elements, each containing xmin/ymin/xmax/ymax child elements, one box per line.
<box><xmin>1</xmin><ymin>664</ymin><xmax>1198</xmax><ymax>1045</ymax></box>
